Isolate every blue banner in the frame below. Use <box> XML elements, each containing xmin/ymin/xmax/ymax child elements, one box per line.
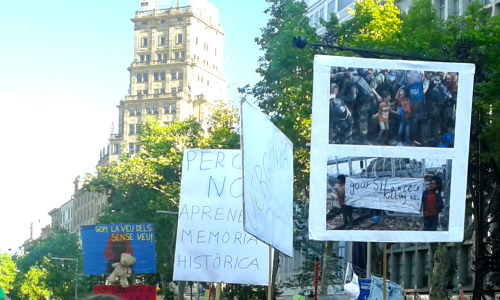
<box><xmin>81</xmin><ymin>223</ymin><xmax>156</xmax><ymax>275</ymax></box>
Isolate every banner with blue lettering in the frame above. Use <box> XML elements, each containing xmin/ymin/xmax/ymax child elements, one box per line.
<box><xmin>173</xmin><ymin>149</ymin><xmax>269</xmax><ymax>285</ymax></box>
<box><xmin>81</xmin><ymin>223</ymin><xmax>156</xmax><ymax>275</ymax></box>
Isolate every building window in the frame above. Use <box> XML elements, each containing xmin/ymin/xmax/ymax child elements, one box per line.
<box><xmin>159</xmin><ymin>36</ymin><xmax>165</xmax><ymax>46</ymax></box>
<box><xmin>453</xmin><ymin>0</ymin><xmax>459</xmax><ymax>15</ymax></box>
<box><xmin>140</xmin><ymin>54</ymin><xmax>150</xmax><ymax>63</ymax></box>
<box><xmin>176</xmin><ymin>34</ymin><xmax>183</xmax><ymax>44</ymax></box>
<box><xmin>142</xmin><ymin>21</ymin><xmax>147</xmax><ymax>26</ymax></box>
<box><xmin>177</xmin><ymin>18</ymin><xmax>182</xmax><ymax>21</ymax></box>
<box><xmin>129</xmin><ymin>108</ymin><xmax>136</xmax><ymax>115</ymax></box>
<box><xmin>161</xmin><ymin>19</ymin><xmax>165</xmax><ymax>24</ymax></box>
<box><xmin>164</xmin><ymin>104</ymin><xmax>171</xmax><ymax>113</ymax></box>
<box><xmin>142</xmin><ymin>37</ymin><xmax>148</xmax><ymax>47</ymax></box>
<box><xmin>143</xmin><ymin>73</ymin><xmax>148</xmax><ymax>82</ymax></box>
<box><xmin>129</xmin><ymin>124</ymin><xmax>135</xmax><ymax>135</ymax></box>
<box><xmin>137</xmin><ymin>91</ymin><xmax>142</xmax><ymax>99</ymax></box>
<box><xmin>146</xmin><ymin>106</ymin><xmax>158</xmax><ymax>115</ymax></box>
<box><xmin>136</xmin><ymin>124</ymin><xmax>141</xmax><ymax>133</ymax></box>
<box><xmin>136</xmin><ymin>73</ymin><xmax>143</xmax><ymax>82</ymax></box>
<box><xmin>113</xmin><ymin>144</ymin><xmax>120</xmax><ymax>154</ymax></box>
<box><xmin>135</xmin><ymin>144</ymin><xmax>141</xmax><ymax>153</ymax></box>
<box><xmin>171</xmin><ymin>71</ymin><xmax>177</xmax><ymax>80</ymax></box>
<box><xmin>161</xmin><ymin>71</ymin><xmax>166</xmax><ymax>80</ymax></box>
<box><xmin>136</xmin><ymin>108</ymin><xmax>142</xmax><ymax>115</ymax></box>
<box><xmin>439</xmin><ymin>0</ymin><xmax>446</xmax><ymax>19</ymax></box>
<box><xmin>154</xmin><ymin>72</ymin><xmax>160</xmax><ymax>81</ymax></box>
<box><xmin>171</xmin><ymin>88</ymin><xmax>177</xmax><ymax>96</ymax></box>
<box><xmin>327</xmin><ymin>1</ymin><xmax>336</xmax><ymax>21</ymax></box>
<box><xmin>320</xmin><ymin>7</ymin><xmax>325</xmax><ymax>21</ymax></box>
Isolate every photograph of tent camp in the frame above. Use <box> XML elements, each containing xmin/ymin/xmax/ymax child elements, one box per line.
<box><xmin>325</xmin><ymin>156</ymin><xmax>452</xmax><ymax>232</ymax></box>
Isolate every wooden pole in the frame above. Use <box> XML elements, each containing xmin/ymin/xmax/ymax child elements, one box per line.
<box><xmin>383</xmin><ymin>243</ymin><xmax>387</xmax><ymax>300</ymax></box>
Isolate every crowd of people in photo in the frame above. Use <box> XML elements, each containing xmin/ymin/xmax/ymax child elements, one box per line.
<box><xmin>329</xmin><ymin>67</ymin><xmax>458</xmax><ymax>147</ymax></box>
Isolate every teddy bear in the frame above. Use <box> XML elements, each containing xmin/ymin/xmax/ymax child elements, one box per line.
<box><xmin>107</xmin><ymin>253</ymin><xmax>136</xmax><ymax>288</ymax></box>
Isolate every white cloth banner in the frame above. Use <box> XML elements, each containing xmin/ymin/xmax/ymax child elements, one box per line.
<box><xmin>173</xmin><ymin>149</ymin><xmax>269</xmax><ymax>285</ymax></box>
<box><xmin>241</xmin><ymin>99</ymin><xmax>294</xmax><ymax>257</ymax></box>
<box><xmin>345</xmin><ymin>177</ymin><xmax>424</xmax><ymax>214</ymax></box>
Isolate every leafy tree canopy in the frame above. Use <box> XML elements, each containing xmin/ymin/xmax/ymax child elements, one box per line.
<box><xmin>0</xmin><ymin>253</ymin><xmax>16</xmax><ymax>293</ymax></box>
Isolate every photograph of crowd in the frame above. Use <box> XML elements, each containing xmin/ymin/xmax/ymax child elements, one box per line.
<box><xmin>325</xmin><ymin>156</ymin><xmax>452</xmax><ymax>232</ymax></box>
<box><xmin>329</xmin><ymin>67</ymin><xmax>458</xmax><ymax>147</ymax></box>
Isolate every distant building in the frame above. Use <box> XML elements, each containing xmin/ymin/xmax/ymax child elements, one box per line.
<box><xmin>99</xmin><ymin>0</ymin><xmax>226</xmax><ymax>165</ymax></box>
<box><xmin>46</xmin><ymin>0</ymin><xmax>226</xmax><ymax>239</ymax></box>
<box><xmin>70</xmin><ymin>176</ymin><xmax>108</xmax><ymax>235</ymax></box>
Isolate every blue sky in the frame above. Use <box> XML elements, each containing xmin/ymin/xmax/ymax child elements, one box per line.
<box><xmin>0</xmin><ymin>0</ymin><xmax>270</xmax><ymax>253</ymax></box>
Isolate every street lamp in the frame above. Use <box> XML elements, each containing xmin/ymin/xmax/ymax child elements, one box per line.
<box><xmin>51</xmin><ymin>257</ymin><xmax>78</xmax><ymax>300</ymax></box>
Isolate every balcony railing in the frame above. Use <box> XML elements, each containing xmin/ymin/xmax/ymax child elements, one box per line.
<box><xmin>135</xmin><ymin>6</ymin><xmax>191</xmax><ymax>18</ymax></box>
<box><xmin>125</xmin><ymin>92</ymin><xmax>182</xmax><ymax>101</ymax></box>
<box><xmin>131</xmin><ymin>58</ymin><xmax>189</xmax><ymax>67</ymax></box>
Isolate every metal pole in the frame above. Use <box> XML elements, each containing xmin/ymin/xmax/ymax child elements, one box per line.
<box><xmin>383</xmin><ymin>244</ymin><xmax>387</xmax><ymax>300</ymax></box>
<box><xmin>75</xmin><ymin>260</ymin><xmax>78</xmax><ymax>300</ymax></box>
<box><xmin>268</xmin><ymin>245</ymin><xmax>272</xmax><ymax>300</ymax></box>
<box><xmin>51</xmin><ymin>257</ymin><xmax>78</xmax><ymax>300</ymax></box>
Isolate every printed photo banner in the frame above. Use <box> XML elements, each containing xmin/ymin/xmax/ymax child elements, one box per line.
<box><xmin>173</xmin><ymin>149</ymin><xmax>269</xmax><ymax>285</ymax></box>
<box><xmin>309</xmin><ymin>55</ymin><xmax>475</xmax><ymax>242</ymax></box>
<box><xmin>345</xmin><ymin>177</ymin><xmax>424</xmax><ymax>214</ymax></box>
<box><xmin>81</xmin><ymin>223</ymin><xmax>156</xmax><ymax>275</ymax></box>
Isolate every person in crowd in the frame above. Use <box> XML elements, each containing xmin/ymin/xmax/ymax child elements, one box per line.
<box><xmin>395</xmin><ymin>88</ymin><xmax>413</xmax><ymax>145</ymax></box>
<box><xmin>372</xmin><ymin>90</ymin><xmax>398</xmax><ymax>144</ymax></box>
<box><xmin>329</xmin><ymin>83</ymin><xmax>353</xmax><ymax>144</ymax></box>
<box><xmin>421</xmin><ymin>176</ymin><xmax>444</xmax><ymax>231</ymax></box>
<box><xmin>335</xmin><ymin>174</ymin><xmax>353</xmax><ymax>226</ymax></box>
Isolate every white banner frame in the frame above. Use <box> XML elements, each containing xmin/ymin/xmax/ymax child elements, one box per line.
<box><xmin>309</xmin><ymin>55</ymin><xmax>475</xmax><ymax>242</ymax></box>
<box><xmin>241</xmin><ymin>99</ymin><xmax>294</xmax><ymax>257</ymax></box>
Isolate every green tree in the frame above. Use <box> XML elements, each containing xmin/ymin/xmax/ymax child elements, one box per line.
<box><xmin>396</xmin><ymin>0</ymin><xmax>445</xmax><ymax>58</ymax></box>
<box><xmin>338</xmin><ymin>0</ymin><xmax>401</xmax><ymax>48</ymax></box>
<box><xmin>248</xmin><ymin>0</ymin><xmax>345</xmax><ymax>296</ymax></box>
<box><xmin>86</xmin><ymin>104</ymin><xmax>241</xmax><ymax>299</ymax></box>
<box><xmin>19</xmin><ymin>266</ymin><xmax>50</xmax><ymax>300</ymax></box>
<box><xmin>0</xmin><ymin>253</ymin><xmax>17</xmax><ymax>294</ymax></box>
<box><xmin>15</xmin><ymin>230</ymin><xmax>80</xmax><ymax>300</ymax></box>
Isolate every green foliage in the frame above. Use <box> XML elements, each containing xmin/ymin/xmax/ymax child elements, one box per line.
<box><xmin>0</xmin><ymin>253</ymin><xmax>16</xmax><ymax>293</ymax></box>
<box><xmin>397</xmin><ymin>0</ymin><xmax>445</xmax><ymax>57</ymax></box>
<box><xmin>338</xmin><ymin>0</ymin><xmax>401</xmax><ymax>48</ymax></box>
<box><xmin>14</xmin><ymin>231</ymin><xmax>80</xmax><ymax>300</ymax></box>
<box><xmin>19</xmin><ymin>266</ymin><xmax>50</xmax><ymax>300</ymax></box>
<box><xmin>85</xmin><ymin>104</ymin><xmax>240</xmax><ymax>293</ymax></box>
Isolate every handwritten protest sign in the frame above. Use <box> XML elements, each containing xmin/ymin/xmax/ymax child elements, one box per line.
<box><xmin>173</xmin><ymin>149</ymin><xmax>269</xmax><ymax>285</ymax></box>
<box><xmin>345</xmin><ymin>177</ymin><xmax>424</xmax><ymax>213</ymax></box>
<box><xmin>241</xmin><ymin>99</ymin><xmax>294</xmax><ymax>257</ymax></box>
<box><xmin>81</xmin><ymin>223</ymin><xmax>156</xmax><ymax>275</ymax></box>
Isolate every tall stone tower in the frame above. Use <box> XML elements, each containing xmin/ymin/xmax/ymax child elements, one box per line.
<box><xmin>100</xmin><ymin>0</ymin><xmax>226</xmax><ymax>165</ymax></box>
